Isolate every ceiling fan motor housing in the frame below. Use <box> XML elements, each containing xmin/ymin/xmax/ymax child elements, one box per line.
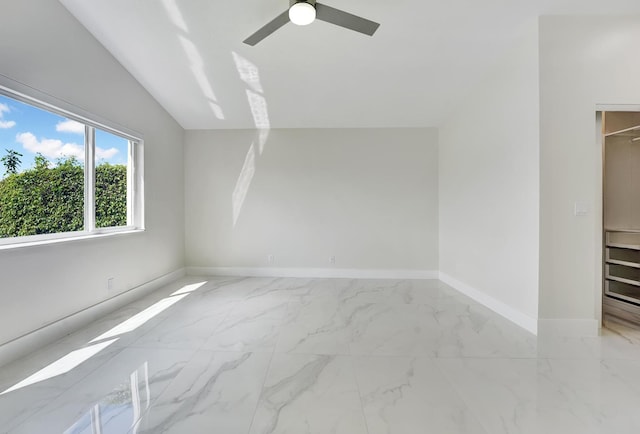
<box><xmin>289</xmin><ymin>0</ymin><xmax>317</xmax><ymax>25</ymax></box>
<box><xmin>290</xmin><ymin>0</ymin><xmax>316</xmax><ymax>6</ymax></box>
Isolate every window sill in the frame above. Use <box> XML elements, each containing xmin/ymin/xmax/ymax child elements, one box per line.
<box><xmin>0</xmin><ymin>229</ymin><xmax>145</xmax><ymax>251</ymax></box>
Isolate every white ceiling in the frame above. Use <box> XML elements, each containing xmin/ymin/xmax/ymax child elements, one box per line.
<box><xmin>59</xmin><ymin>0</ymin><xmax>640</xmax><ymax>129</ymax></box>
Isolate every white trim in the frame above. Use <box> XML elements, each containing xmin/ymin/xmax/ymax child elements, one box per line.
<box><xmin>0</xmin><ymin>228</ymin><xmax>144</xmax><ymax>251</ymax></box>
<box><xmin>0</xmin><ymin>73</ymin><xmax>143</xmax><ymax>140</ymax></box>
<box><xmin>85</xmin><ymin>125</ymin><xmax>96</xmax><ymax>232</ymax></box>
<box><xmin>127</xmin><ymin>140</ymin><xmax>134</xmax><ymax>226</ymax></box>
<box><xmin>595</xmin><ymin>110</ymin><xmax>604</xmax><ymax>330</ymax></box>
<box><xmin>187</xmin><ymin>266</ymin><xmax>439</xmax><ymax>280</ymax></box>
<box><xmin>537</xmin><ymin>319</ymin><xmax>600</xmax><ymax>337</ymax></box>
<box><xmin>439</xmin><ymin>272</ymin><xmax>538</xmax><ymax>335</ymax></box>
<box><xmin>134</xmin><ymin>140</ymin><xmax>145</xmax><ymax>230</ymax></box>
<box><xmin>596</xmin><ymin>104</ymin><xmax>640</xmax><ymax>112</ymax></box>
<box><xmin>0</xmin><ymin>268</ymin><xmax>185</xmax><ymax>368</ymax></box>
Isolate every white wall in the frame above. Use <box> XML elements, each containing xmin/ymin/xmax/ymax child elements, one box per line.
<box><xmin>185</xmin><ymin>128</ymin><xmax>438</xmax><ymax>274</ymax></box>
<box><xmin>0</xmin><ymin>1</ymin><xmax>184</xmax><ymax>345</ymax></box>
<box><xmin>438</xmin><ymin>23</ymin><xmax>540</xmax><ymax>332</ymax></box>
<box><xmin>539</xmin><ymin>16</ymin><xmax>640</xmax><ymax>328</ymax></box>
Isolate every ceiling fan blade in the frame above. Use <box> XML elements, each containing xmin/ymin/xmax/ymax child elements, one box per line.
<box><xmin>315</xmin><ymin>3</ymin><xmax>380</xmax><ymax>36</ymax></box>
<box><xmin>243</xmin><ymin>10</ymin><xmax>290</xmax><ymax>46</ymax></box>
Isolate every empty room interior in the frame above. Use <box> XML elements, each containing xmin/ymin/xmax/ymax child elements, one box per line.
<box><xmin>2</xmin><ymin>0</ymin><xmax>640</xmax><ymax>433</ymax></box>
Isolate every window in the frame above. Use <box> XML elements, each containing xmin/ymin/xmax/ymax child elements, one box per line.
<box><xmin>0</xmin><ymin>88</ymin><xmax>143</xmax><ymax>245</ymax></box>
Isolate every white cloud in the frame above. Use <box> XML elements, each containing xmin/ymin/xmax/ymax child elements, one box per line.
<box><xmin>56</xmin><ymin>119</ymin><xmax>84</xmax><ymax>134</ymax></box>
<box><xmin>96</xmin><ymin>147</ymin><xmax>119</xmax><ymax>160</ymax></box>
<box><xmin>16</xmin><ymin>132</ymin><xmax>119</xmax><ymax>162</ymax></box>
<box><xmin>0</xmin><ymin>103</ymin><xmax>15</xmax><ymax>129</ymax></box>
<box><xmin>17</xmin><ymin>132</ymin><xmax>84</xmax><ymax>160</ymax></box>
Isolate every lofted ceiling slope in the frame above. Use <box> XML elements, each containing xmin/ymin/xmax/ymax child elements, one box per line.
<box><xmin>59</xmin><ymin>0</ymin><xmax>640</xmax><ymax>130</ymax></box>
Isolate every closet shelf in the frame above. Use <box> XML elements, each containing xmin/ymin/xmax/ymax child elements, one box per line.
<box><xmin>605</xmin><ymin>280</ymin><xmax>640</xmax><ymax>305</ymax></box>
<box><xmin>606</xmin><ymin>259</ymin><xmax>640</xmax><ymax>269</ymax></box>
<box><xmin>606</xmin><ymin>291</ymin><xmax>640</xmax><ymax>306</ymax></box>
<box><xmin>606</xmin><ymin>242</ymin><xmax>640</xmax><ymax>251</ymax></box>
<box><xmin>606</xmin><ymin>275</ymin><xmax>640</xmax><ymax>288</ymax></box>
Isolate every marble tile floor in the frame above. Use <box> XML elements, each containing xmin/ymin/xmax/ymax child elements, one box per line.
<box><xmin>1</xmin><ymin>276</ymin><xmax>640</xmax><ymax>433</ymax></box>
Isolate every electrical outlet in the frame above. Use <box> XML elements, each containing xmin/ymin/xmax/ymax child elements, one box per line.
<box><xmin>107</xmin><ymin>277</ymin><xmax>115</xmax><ymax>292</ymax></box>
<box><xmin>267</xmin><ymin>254</ymin><xmax>274</xmax><ymax>264</ymax></box>
<box><xmin>330</xmin><ymin>255</ymin><xmax>336</xmax><ymax>265</ymax></box>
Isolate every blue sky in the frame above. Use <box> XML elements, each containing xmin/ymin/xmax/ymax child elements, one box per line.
<box><xmin>0</xmin><ymin>94</ymin><xmax>128</xmax><ymax>173</ymax></box>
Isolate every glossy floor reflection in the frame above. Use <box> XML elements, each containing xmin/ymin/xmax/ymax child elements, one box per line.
<box><xmin>2</xmin><ymin>277</ymin><xmax>640</xmax><ymax>433</ymax></box>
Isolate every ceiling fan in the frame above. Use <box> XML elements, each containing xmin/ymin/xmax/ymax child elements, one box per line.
<box><xmin>243</xmin><ymin>0</ymin><xmax>380</xmax><ymax>46</ymax></box>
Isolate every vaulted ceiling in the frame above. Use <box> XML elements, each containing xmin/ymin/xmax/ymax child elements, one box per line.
<box><xmin>60</xmin><ymin>0</ymin><xmax>640</xmax><ymax>129</ymax></box>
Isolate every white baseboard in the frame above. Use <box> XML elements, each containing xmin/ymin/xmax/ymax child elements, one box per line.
<box><xmin>0</xmin><ymin>268</ymin><xmax>186</xmax><ymax>368</ymax></box>
<box><xmin>439</xmin><ymin>272</ymin><xmax>538</xmax><ymax>335</ymax></box>
<box><xmin>537</xmin><ymin>319</ymin><xmax>600</xmax><ymax>337</ymax></box>
<box><xmin>187</xmin><ymin>266</ymin><xmax>438</xmax><ymax>280</ymax></box>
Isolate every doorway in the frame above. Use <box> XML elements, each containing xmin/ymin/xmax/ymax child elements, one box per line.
<box><xmin>601</xmin><ymin>110</ymin><xmax>640</xmax><ymax>327</ymax></box>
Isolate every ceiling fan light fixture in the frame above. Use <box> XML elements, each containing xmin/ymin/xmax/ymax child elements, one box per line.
<box><xmin>289</xmin><ymin>2</ymin><xmax>316</xmax><ymax>26</ymax></box>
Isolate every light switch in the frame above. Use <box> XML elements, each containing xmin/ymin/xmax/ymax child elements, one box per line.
<box><xmin>574</xmin><ymin>202</ymin><xmax>589</xmax><ymax>216</ymax></box>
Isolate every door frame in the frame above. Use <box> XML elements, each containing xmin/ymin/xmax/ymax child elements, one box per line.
<box><xmin>596</xmin><ymin>104</ymin><xmax>640</xmax><ymax>327</ymax></box>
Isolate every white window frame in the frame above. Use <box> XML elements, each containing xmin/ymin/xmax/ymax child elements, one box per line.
<box><xmin>0</xmin><ymin>82</ymin><xmax>145</xmax><ymax>248</ymax></box>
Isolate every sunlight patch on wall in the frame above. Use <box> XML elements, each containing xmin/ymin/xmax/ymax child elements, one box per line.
<box><xmin>161</xmin><ymin>0</ymin><xmax>189</xmax><ymax>33</ymax></box>
<box><xmin>233</xmin><ymin>51</ymin><xmax>271</xmax><ymax>153</ymax></box>
<box><xmin>178</xmin><ymin>33</ymin><xmax>224</xmax><ymax>120</ymax></box>
<box><xmin>232</xmin><ymin>143</ymin><xmax>256</xmax><ymax>226</ymax></box>
<box><xmin>161</xmin><ymin>0</ymin><xmax>226</xmax><ymax>119</ymax></box>
<box><xmin>232</xmin><ymin>52</ymin><xmax>264</xmax><ymax>93</ymax></box>
<box><xmin>231</xmin><ymin>51</ymin><xmax>272</xmax><ymax>226</ymax></box>
<box><xmin>246</xmin><ymin>90</ymin><xmax>270</xmax><ymax>130</ymax></box>
<box><xmin>257</xmin><ymin>128</ymin><xmax>270</xmax><ymax>154</ymax></box>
